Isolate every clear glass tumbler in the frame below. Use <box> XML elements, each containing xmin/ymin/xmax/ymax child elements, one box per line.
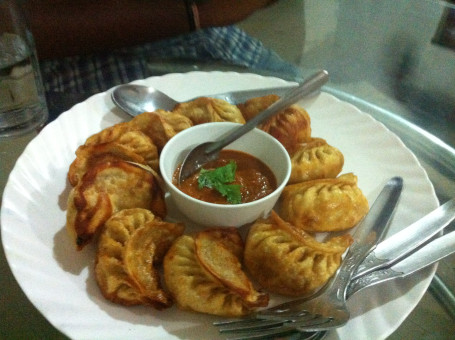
<box><xmin>0</xmin><ymin>0</ymin><xmax>48</xmax><ymax>138</ymax></box>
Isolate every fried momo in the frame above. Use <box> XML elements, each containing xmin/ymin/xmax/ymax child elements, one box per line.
<box><xmin>238</xmin><ymin>95</ymin><xmax>312</xmax><ymax>151</ymax></box>
<box><xmin>280</xmin><ymin>173</ymin><xmax>369</xmax><ymax>232</ymax></box>
<box><xmin>68</xmin><ymin>141</ymin><xmax>152</xmax><ymax>187</ymax></box>
<box><xmin>84</xmin><ymin>111</ymin><xmax>192</xmax><ymax>151</ymax></box>
<box><xmin>95</xmin><ymin>208</ymin><xmax>184</xmax><ymax>308</ymax></box>
<box><xmin>172</xmin><ymin>97</ymin><xmax>246</xmax><ymax>125</ymax></box>
<box><xmin>237</xmin><ymin>94</ymin><xmax>311</xmax><ymax>153</ymax></box>
<box><xmin>260</xmin><ymin>105</ymin><xmax>312</xmax><ymax>153</ymax></box>
<box><xmin>129</xmin><ymin>111</ymin><xmax>192</xmax><ymax>150</ymax></box>
<box><xmin>163</xmin><ymin>227</ymin><xmax>268</xmax><ymax>316</ymax></box>
<box><xmin>66</xmin><ymin>161</ymin><xmax>166</xmax><ymax>249</ymax></box>
<box><xmin>289</xmin><ymin>138</ymin><xmax>344</xmax><ymax>184</ymax></box>
<box><xmin>244</xmin><ymin>211</ymin><xmax>353</xmax><ymax>296</ymax></box>
<box><xmin>84</xmin><ymin>121</ymin><xmax>131</xmax><ymax>146</ymax></box>
<box><xmin>237</xmin><ymin>94</ymin><xmax>280</xmax><ymax>121</ymax></box>
<box><xmin>114</xmin><ymin>130</ymin><xmax>159</xmax><ymax>169</ymax></box>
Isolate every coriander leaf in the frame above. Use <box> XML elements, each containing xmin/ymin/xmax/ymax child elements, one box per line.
<box><xmin>214</xmin><ymin>183</ymin><xmax>242</xmax><ymax>204</ymax></box>
<box><xmin>198</xmin><ymin>168</ymin><xmax>215</xmax><ymax>189</ymax></box>
<box><xmin>198</xmin><ymin>161</ymin><xmax>237</xmax><ymax>189</ymax></box>
<box><xmin>197</xmin><ymin>161</ymin><xmax>242</xmax><ymax>204</ymax></box>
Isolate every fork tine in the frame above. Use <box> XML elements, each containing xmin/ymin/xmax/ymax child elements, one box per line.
<box><xmin>295</xmin><ymin>316</ymin><xmax>347</xmax><ymax>331</ymax></box>
<box><xmin>221</xmin><ymin>324</ymin><xmax>300</xmax><ymax>340</ymax></box>
<box><xmin>213</xmin><ymin>317</ymin><xmax>259</xmax><ymax>326</ymax></box>
<box><xmin>258</xmin><ymin>298</ymin><xmax>308</xmax><ymax>314</ymax></box>
<box><xmin>215</xmin><ymin>315</ymin><xmax>338</xmax><ymax>339</ymax></box>
<box><xmin>222</xmin><ymin>325</ymin><xmax>326</xmax><ymax>340</ymax></box>
<box><xmin>257</xmin><ymin>311</ymin><xmax>320</xmax><ymax>322</ymax></box>
<box><xmin>309</xmin><ymin>331</ymin><xmax>328</xmax><ymax>340</ymax></box>
<box><xmin>295</xmin><ymin>316</ymin><xmax>333</xmax><ymax>328</ymax></box>
<box><xmin>258</xmin><ymin>309</ymin><xmax>313</xmax><ymax>320</ymax></box>
<box><xmin>217</xmin><ymin>319</ymin><xmax>286</xmax><ymax>333</ymax></box>
<box><xmin>258</xmin><ymin>313</ymin><xmax>336</xmax><ymax>331</ymax></box>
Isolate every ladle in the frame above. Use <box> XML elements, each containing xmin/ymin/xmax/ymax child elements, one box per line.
<box><xmin>178</xmin><ymin>70</ymin><xmax>329</xmax><ymax>183</ymax></box>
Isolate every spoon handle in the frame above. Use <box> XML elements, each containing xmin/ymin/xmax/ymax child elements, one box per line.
<box><xmin>205</xmin><ymin>70</ymin><xmax>329</xmax><ymax>154</ymax></box>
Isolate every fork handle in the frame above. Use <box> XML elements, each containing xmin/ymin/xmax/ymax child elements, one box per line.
<box><xmin>353</xmin><ymin>198</ymin><xmax>455</xmax><ymax>279</ymax></box>
<box><xmin>325</xmin><ymin>177</ymin><xmax>403</xmax><ymax>300</ymax></box>
<box><xmin>348</xmin><ymin>228</ymin><xmax>455</xmax><ymax>296</ymax></box>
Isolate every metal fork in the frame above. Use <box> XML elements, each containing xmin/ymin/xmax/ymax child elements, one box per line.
<box><xmin>214</xmin><ymin>198</ymin><xmax>455</xmax><ymax>340</ymax></box>
<box><xmin>215</xmin><ymin>228</ymin><xmax>455</xmax><ymax>340</ymax></box>
<box><xmin>214</xmin><ymin>177</ymin><xmax>403</xmax><ymax>337</ymax></box>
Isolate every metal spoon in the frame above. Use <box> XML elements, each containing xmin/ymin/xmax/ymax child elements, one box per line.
<box><xmin>112</xmin><ymin>81</ymin><xmax>303</xmax><ymax>116</ymax></box>
<box><xmin>112</xmin><ymin>84</ymin><xmax>180</xmax><ymax>114</ymax></box>
<box><xmin>178</xmin><ymin>70</ymin><xmax>329</xmax><ymax>183</ymax></box>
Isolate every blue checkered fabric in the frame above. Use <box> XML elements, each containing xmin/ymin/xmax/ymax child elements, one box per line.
<box><xmin>39</xmin><ymin>26</ymin><xmax>301</xmax><ymax>96</ymax></box>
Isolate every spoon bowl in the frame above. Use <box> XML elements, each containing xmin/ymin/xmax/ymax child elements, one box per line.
<box><xmin>111</xmin><ymin>84</ymin><xmax>179</xmax><ymax>115</ymax></box>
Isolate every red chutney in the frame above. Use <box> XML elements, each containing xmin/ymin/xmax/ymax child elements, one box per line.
<box><xmin>173</xmin><ymin>150</ymin><xmax>277</xmax><ymax>204</ymax></box>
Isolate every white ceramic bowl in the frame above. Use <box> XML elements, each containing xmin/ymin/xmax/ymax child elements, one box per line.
<box><xmin>159</xmin><ymin>122</ymin><xmax>291</xmax><ymax>227</ymax></box>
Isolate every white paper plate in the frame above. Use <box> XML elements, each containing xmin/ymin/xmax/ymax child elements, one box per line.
<box><xmin>1</xmin><ymin>71</ymin><xmax>438</xmax><ymax>340</ymax></box>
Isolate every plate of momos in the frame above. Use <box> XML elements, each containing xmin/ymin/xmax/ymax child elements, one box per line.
<box><xmin>1</xmin><ymin>72</ymin><xmax>438</xmax><ymax>340</ymax></box>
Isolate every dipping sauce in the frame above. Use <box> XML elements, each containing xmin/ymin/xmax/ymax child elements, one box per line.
<box><xmin>173</xmin><ymin>150</ymin><xmax>277</xmax><ymax>204</ymax></box>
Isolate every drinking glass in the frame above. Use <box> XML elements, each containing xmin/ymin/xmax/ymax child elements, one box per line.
<box><xmin>0</xmin><ymin>0</ymin><xmax>48</xmax><ymax>138</ymax></box>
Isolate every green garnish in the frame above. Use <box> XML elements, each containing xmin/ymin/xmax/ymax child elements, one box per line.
<box><xmin>198</xmin><ymin>161</ymin><xmax>242</xmax><ymax>204</ymax></box>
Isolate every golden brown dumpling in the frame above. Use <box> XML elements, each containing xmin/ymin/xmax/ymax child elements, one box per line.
<box><xmin>259</xmin><ymin>105</ymin><xmax>312</xmax><ymax>153</ymax></box>
<box><xmin>279</xmin><ymin>173</ymin><xmax>369</xmax><ymax>232</ymax></box>
<box><xmin>84</xmin><ymin>111</ymin><xmax>192</xmax><ymax>151</ymax></box>
<box><xmin>128</xmin><ymin>111</ymin><xmax>192</xmax><ymax>150</ymax></box>
<box><xmin>154</xmin><ymin>109</ymin><xmax>194</xmax><ymax>133</ymax></box>
<box><xmin>238</xmin><ymin>95</ymin><xmax>311</xmax><ymax>152</ymax></box>
<box><xmin>244</xmin><ymin>211</ymin><xmax>353</xmax><ymax>296</ymax></box>
<box><xmin>66</xmin><ymin>161</ymin><xmax>166</xmax><ymax>249</ymax></box>
<box><xmin>113</xmin><ymin>130</ymin><xmax>159</xmax><ymax>170</ymax></box>
<box><xmin>163</xmin><ymin>227</ymin><xmax>268</xmax><ymax>316</ymax></box>
<box><xmin>172</xmin><ymin>97</ymin><xmax>246</xmax><ymax>125</ymax></box>
<box><xmin>289</xmin><ymin>138</ymin><xmax>344</xmax><ymax>184</ymax></box>
<box><xmin>68</xmin><ymin>140</ymin><xmax>155</xmax><ymax>187</ymax></box>
<box><xmin>237</xmin><ymin>94</ymin><xmax>280</xmax><ymax>121</ymax></box>
<box><xmin>95</xmin><ymin>208</ymin><xmax>184</xmax><ymax>308</ymax></box>
<box><xmin>84</xmin><ymin>121</ymin><xmax>131</xmax><ymax>146</ymax></box>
